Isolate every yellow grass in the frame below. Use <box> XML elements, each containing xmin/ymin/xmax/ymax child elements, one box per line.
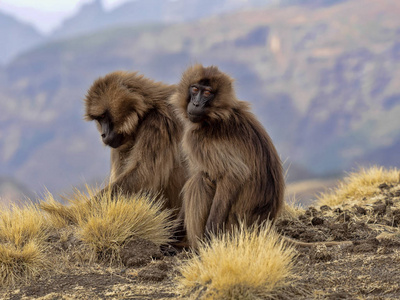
<box><xmin>41</xmin><ymin>187</ymin><xmax>174</xmax><ymax>263</ymax></box>
<box><xmin>317</xmin><ymin>166</ymin><xmax>400</xmax><ymax>207</ymax></box>
<box><xmin>0</xmin><ymin>204</ymin><xmax>49</xmax><ymax>286</ymax></box>
<box><xmin>179</xmin><ymin>222</ymin><xmax>297</xmax><ymax>299</ymax></box>
<box><xmin>40</xmin><ymin>188</ymin><xmax>94</xmax><ymax>228</ymax></box>
<box><xmin>278</xmin><ymin>196</ymin><xmax>305</xmax><ymax>222</ymax></box>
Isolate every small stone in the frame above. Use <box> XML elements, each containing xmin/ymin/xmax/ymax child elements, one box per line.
<box><xmin>309</xmin><ymin>244</ymin><xmax>332</xmax><ymax>261</ymax></box>
<box><xmin>320</xmin><ymin>205</ymin><xmax>332</xmax><ymax>212</ymax></box>
<box><xmin>385</xmin><ymin>199</ymin><xmax>394</xmax><ymax>206</ymax></box>
<box><xmin>353</xmin><ymin>206</ymin><xmax>366</xmax><ymax>215</ymax></box>
<box><xmin>120</xmin><ymin>238</ymin><xmax>163</xmax><ymax>268</ymax></box>
<box><xmin>373</xmin><ymin>204</ymin><xmax>386</xmax><ymax>216</ymax></box>
<box><xmin>379</xmin><ymin>183</ymin><xmax>390</xmax><ymax>189</ymax></box>
<box><xmin>352</xmin><ymin>238</ymin><xmax>379</xmax><ymax>253</ymax></box>
<box><xmin>137</xmin><ymin>262</ymin><xmax>169</xmax><ymax>282</ymax></box>
<box><xmin>311</xmin><ymin>217</ymin><xmax>324</xmax><ymax>226</ymax></box>
<box><xmin>336</xmin><ymin>213</ymin><xmax>350</xmax><ymax>222</ymax></box>
<box><xmin>334</xmin><ymin>208</ymin><xmax>343</xmax><ymax>214</ymax></box>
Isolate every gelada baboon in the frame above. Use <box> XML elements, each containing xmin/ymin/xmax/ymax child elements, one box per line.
<box><xmin>170</xmin><ymin>64</ymin><xmax>285</xmax><ymax>248</ymax></box>
<box><xmin>84</xmin><ymin>71</ymin><xmax>185</xmax><ymax>212</ymax></box>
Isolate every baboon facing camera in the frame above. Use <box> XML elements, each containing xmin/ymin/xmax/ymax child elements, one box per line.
<box><xmin>170</xmin><ymin>64</ymin><xmax>285</xmax><ymax>248</ymax></box>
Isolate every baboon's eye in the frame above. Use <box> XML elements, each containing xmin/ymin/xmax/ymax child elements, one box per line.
<box><xmin>203</xmin><ymin>90</ymin><xmax>212</xmax><ymax>97</ymax></box>
<box><xmin>99</xmin><ymin>113</ymin><xmax>106</xmax><ymax>119</ymax></box>
<box><xmin>191</xmin><ymin>86</ymin><xmax>199</xmax><ymax>93</ymax></box>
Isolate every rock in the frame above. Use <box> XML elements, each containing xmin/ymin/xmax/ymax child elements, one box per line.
<box><xmin>351</xmin><ymin>238</ymin><xmax>379</xmax><ymax>253</ymax></box>
<box><xmin>334</xmin><ymin>208</ymin><xmax>343</xmax><ymax>214</ymax></box>
<box><xmin>311</xmin><ymin>217</ymin><xmax>324</xmax><ymax>225</ymax></box>
<box><xmin>379</xmin><ymin>183</ymin><xmax>390</xmax><ymax>190</ymax></box>
<box><xmin>137</xmin><ymin>261</ymin><xmax>170</xmax><ymax>282</ymax></box>
<box><xmin>385</xmin><ymin>198</ymin><xmax>394</xmax><ymax>206</ymax></box>
<box><xmin>309</xmin><ymin>244</ymin><xmax>332</xmax><ymax>261</ymax></box>
<box><xmin>120</xmin><ymin>238</ymin><xmax>163</xmax><ymax>268</ymax></box>
<box><xmin>353</xmin><ymin>205</ymin><xmax>367</xmax><ymax>215</ymax></box>
<box><xmin>320</xmin><ymin>205</ymin><xmax>332</xmax><ymax>212</ymax></box>
<box><xmin>335</xmin><ymin>212</ymin><xmax>351</xmax><ymax>222</ymax></box>
<box><xmin>373</xmin><ymin>204</ymin><xmax>386</xmax><ymax>216</ymax></box>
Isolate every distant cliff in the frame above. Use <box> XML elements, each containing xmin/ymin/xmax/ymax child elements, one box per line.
<box><xmin>0</xmin><ymin>11</ymin><xmax>43</xmax><ymax>64</ymax></box>
<box><xmin>50</xmin><ymin>0</ymin><xmax>275</xmax><ymax>40</ymax></box>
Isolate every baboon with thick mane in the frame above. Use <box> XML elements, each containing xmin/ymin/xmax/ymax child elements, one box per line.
<box><xmin>84</xmin><ymin>71</ymin><xmax>185</xmax><ymax>212</ymax></box>
<box><xmin>170</xmin><ymin>64</ymin><xmax>284</xmax><ymax>248</ymax></box>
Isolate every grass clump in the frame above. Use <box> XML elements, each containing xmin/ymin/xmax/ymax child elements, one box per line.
<box><xmin>77</xmin><ymin>192</ymin><xmax>174</xmax><ymax>263</ymax></box>
<box><xmin>278</xmin><ymin>196</ymin><xmax>305</xmax><ymax>222</ymax></box>
<box><xmin>317</xmin><ymin>166</ymin><xmax>400</xmax><ymax>207</ymax></box>
<box><xmin>40</xmin><ymin>189</ymin><xmax>93</xmax><ymax>228</ymax></box>
<box><xmin>41</xmin><ymin>187</ymin><xmax>174</xmax><ymax>263</ymax></box>
<box><xmin>179</xmin><ymin>222</ymin><xmax>298</xmax><ymax>300</ymax></box>
<box><xmin>0</xmin><ymin>204</ymin><xmax>50</xmax><ymax>286</ymax></box>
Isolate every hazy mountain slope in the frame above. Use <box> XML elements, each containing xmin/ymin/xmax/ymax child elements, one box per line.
<box><xmin>0</xmin><ymin>177</ymin><xmax>36</xmax><ymax>205</ymax></box>
<box><xmin>51</xmin><ymin>0</ymin><xmax>275</xmax><ymax>40</ymax></box>
<box><xmin>0</xmin><ymin>0</ymin><xmax>399</xmax><ymax>194</ymax></box>
<box><xmin>0</xmin><ymin>11</ymin><xmax>44</xmax><ymax>65</ymax></box>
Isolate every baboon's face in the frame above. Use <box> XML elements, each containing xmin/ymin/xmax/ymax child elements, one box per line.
<box><xmin>187</xmin><ymin>80</ymin><xmax>215</xmax><ymax>123</ymax></box>
<box><xmin>173</xmin><ymin>65</ymin><xmax>236</xmax><ymax>125</ymax></box>
<box><xmin>85</xmin><ymin>73</ymin><xmax>149</xmax><ymax>148</ymax></box>
<box><xmin>93</xmin><ymin>110</ymin><xmax>124</xmax><ymax>148</ymax></box>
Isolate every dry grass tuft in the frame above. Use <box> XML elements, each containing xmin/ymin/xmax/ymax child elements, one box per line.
<box><xmin>40</xmin><ymin>187</ymin><xmax>96</xmax><ymax>228</ymax></box>
<box><xmin>42</xmin><ymin>187</ymin><xmax>174</xmax><ymax>264</ymax></box>
<box><xmin>278</xmin><ymin>196</ymin><xmax>305</xmax><ymax>222</ymax></box>
<box><xmin>77</xmin><ymin>193</ymin><xmax>174</xmax><ymax>263</ymax></box>
<box><xmin>0</xmin><ymin>204</ymin><xmax>50</xmax><ymax>286</ymax></box>
<box><xmin>179</xmin><ymin>222</ymin><xmax>298</xmax><ymax>299</ymax></box>
<box><xmin>317</xmin><ymin>166</ymin><xmax>400</xmax><ymax>207</ymax></box>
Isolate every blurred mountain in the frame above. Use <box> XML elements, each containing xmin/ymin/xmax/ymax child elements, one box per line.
<box><xmin>281</xmin><ymin>0</ymin><xmax>348</xmax><ymax>5</ymax></box>
<box><xmin>0</xmin><ymin>0</ymin><xmax>399</xmax><ymax>195</ymax></box>
<box><xmin>0</xmin><ymin>0</ymin><xmax>345</xmax><ymax>65</ymax></box>
<box><xmin>51</xmin><ymin>0</ymin><xmax>275</xmax><ymax>40</ymax></box>
<box><xmin>0</xmin><ymin>11</ymin><xmax>44</xmax><ymax>64</ymax></box>
<box><xmin>0</xmin><ymin>177</ymin><xmax>36</xmax><ymax>206</ymax></box>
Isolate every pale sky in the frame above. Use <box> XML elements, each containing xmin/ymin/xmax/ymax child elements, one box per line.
<box><xmin>0</xmin><ymin>0</ymin><xmax>129</xmax><ymax>34</ymax></box>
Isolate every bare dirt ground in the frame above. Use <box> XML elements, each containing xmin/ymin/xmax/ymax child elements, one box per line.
<box><xmin>276</xmin><ymin>182</ymin><xmax>400</xmax><ymax>299</ymax></box>
<box><xmin>2</xmin><ymin>182</ymin><xmax>400</xmax><ymax>299</ymax></box>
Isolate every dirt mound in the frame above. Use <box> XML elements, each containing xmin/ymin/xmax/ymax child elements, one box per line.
<box><xmin>275</xmin><ymin>182</ymin><xmax>400</xmax><ymax>298</ymax></box>
<box><xmin>277</xmin><ymin>182</ymin><xmax>400</xmax><ymax>244</ymax></box>
<box><xmin>120</xmin><ymin>238</ymin><xmax>163</xmax><ymax>268</ymax></box>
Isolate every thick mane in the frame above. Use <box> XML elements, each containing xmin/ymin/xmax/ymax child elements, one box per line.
<box><xmin>83</xmin><ymin>70</ymin><xmax>185</xmax><ymax>218</ymax></box>
<box><xmin>84</xmin><ymin>71</ymin><xmax>175</xmax><ymax>135</ymax></box>
<box><xmin>170</xmin><ymin>64</ymin><xmax>241</xmax><ymax>124</ymax></box>
<box><xmin>170</xmin><ymin>63</ymin><xmax>284</xmax><ymax>249</ymax></box>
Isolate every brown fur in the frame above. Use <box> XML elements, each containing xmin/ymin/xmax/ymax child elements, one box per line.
<box><xmin>84</xmin><ymin>71</ymin><xmax>186</xmax><ymax>212</ymax></box>
<box><xmin>170</xmin><ymin>65</ymin><xmax>285</xmax><ymax>248</ymax></box>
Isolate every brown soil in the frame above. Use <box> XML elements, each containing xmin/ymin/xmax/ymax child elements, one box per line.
<box><xmin>1</xmin><ymin>183</ymin><xmax>400</xmax><ymax>299</ymax></box>
<box><xmin>276</xmin><ymin>182</ymin><xmax>400</xmax><ymax>299</ymax></box>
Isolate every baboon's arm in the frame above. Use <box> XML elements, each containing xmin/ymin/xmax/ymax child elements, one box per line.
<box><xmin>204</xmin><ymin>145</ymin><xmax>250</xmax><ymax>234</ymax></box>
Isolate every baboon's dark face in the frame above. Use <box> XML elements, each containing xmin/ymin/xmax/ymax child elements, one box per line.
<box><xmin>94</xmin><ymin>111</ymin><xmax>124</xmax><ymax>148</ymax></box>
<box><xmin>187</xmin><ymin>81</ymin><xmax>215</xmax><ymax>123</ymax></box>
